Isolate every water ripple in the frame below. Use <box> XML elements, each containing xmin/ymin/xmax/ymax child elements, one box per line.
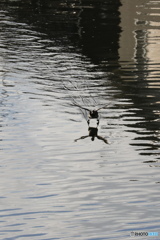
<box><xmin>0</xmin><ymin>2</ymin><xmax>160</xmax><ymax>240</ymax></box>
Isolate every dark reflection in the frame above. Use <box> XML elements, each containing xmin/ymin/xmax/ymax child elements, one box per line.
<box><xmin>80</xmin><ymin>0</ymin><xmax>121</xmax><ymax>63</ymax></box>
<box><xmin>30</xmin><ymin>0</ymin><xmax>48</xmax><ymax>12</ymax></box>
<box><xmin>1</xmin><ymin>0</ymin><xmax>121</xmax><ymax>62</ymax></box>
<box><xmin>112</xmin><ymin>66</ymin><xmax>160</xmax><ymax>156</ymax></box>
<box><xmin>118</xmin><ymin>29</ymin><xmax>160</xmax><ymax>155</ymax></box>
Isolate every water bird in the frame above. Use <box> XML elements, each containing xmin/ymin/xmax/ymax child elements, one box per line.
<box><xmin>74</xmin><ymin>126</ymin><xmax>108</xmax><ymax>143</ymax></box>
<box><xmin>62</xmin><ymin>80</ymin><xmax>109</xmax><ymax>143</ymax></box>
<box><xmin>73</xmin><ymin>103</ymin><xmax>109</xmax><ymax>144</ymax></box>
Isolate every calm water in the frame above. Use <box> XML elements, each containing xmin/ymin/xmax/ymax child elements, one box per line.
<box><xmin>0</xmin><ymin>0</ymin><xmax>160</xmax><ymax>239</ymax></box>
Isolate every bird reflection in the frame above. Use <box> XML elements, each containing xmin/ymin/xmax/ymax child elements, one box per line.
<box><xmin>74</xmin><ymin>106</ymin><xmax>108</xmax><ymax>144</ymax></box>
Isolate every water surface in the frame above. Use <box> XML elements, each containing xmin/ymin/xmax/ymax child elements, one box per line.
<box><xmin>0</xmin><ymin>0</ymin><xmax>160</xmax><ymax>239</ymax></box>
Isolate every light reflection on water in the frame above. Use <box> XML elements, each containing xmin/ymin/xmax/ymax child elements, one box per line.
<box><xmin>0</xmin><ymin>1</ymin><xmax>160</xmax><ymax>240</ymax></box>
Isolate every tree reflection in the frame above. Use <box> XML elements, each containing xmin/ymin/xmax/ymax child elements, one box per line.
<box><xmin>80</xmin><ymin>0</ymin><xmax>121</xmax><ymax>63</ymax></box>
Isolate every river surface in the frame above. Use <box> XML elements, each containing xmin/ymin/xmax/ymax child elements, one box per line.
<box><xmin>0</xmin><ymin>0</ymin><xmax>160</xmax><ymax>239</ymax></box>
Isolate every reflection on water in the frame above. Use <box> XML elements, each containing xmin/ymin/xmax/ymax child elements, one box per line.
<box><xmin>119</xmin><ymin>0</ymin><xmax>160</xmax><ymax>157</ymax></box>
<box><xmin>0</xmin><ymin>0</ymin><xmax>160</xmax><ymax>239</ymax></box>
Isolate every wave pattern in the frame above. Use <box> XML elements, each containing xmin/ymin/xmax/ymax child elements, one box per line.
<box><xmin>0</xmin><ymin>2</ymin><xmax>160</xmax><ymax>240</ymax></box>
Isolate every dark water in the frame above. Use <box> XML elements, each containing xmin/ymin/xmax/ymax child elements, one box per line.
<box><xmin>0</xmin><ymin>0</ymin><xmax>160</xmax><ymax>239</ymax></box>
